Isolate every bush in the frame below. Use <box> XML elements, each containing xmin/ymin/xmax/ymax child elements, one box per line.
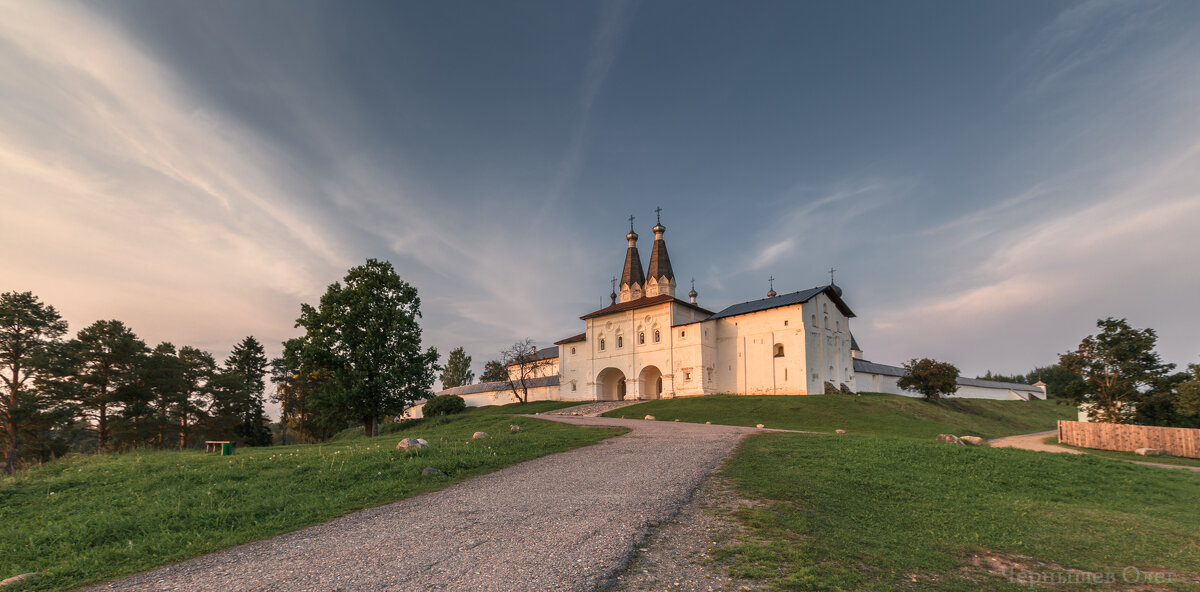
<box><xmin>422</xmin><ymin>394</ymin><xmax>467</xmax><ymax>417</ymax></box>
<box><xmin>897</xmin><ymin>358</ymin><xmax>960</xmax><ymax>401</ymax></box>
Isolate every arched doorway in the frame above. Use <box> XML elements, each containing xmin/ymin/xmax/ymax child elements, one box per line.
<box><xmin>639</xmin><ymin>366</ymin><xmax>663</xmax><ymax>399</ymax></box>
<box><xmin>596</xmin><ymin>367</ymin><xmax>627</xmax><ymax>401</ymax></box>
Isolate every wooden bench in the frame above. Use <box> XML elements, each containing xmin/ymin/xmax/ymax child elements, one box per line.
<box><xmin>205</xmin><ymin>441</ymin><xmax>232</xmax><ymax>453</ymax></box>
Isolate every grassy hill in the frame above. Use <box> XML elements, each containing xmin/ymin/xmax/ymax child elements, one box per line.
<box><xmin>603</xmin><ymin>393</ymin><xmax>1075</xmax><ymax>439</ymax></box>
<box><xmin>0</xmin><ymin>408</ymin><xmax>617</xmax><ymax>591</ymax></box>
<box><xmin>719</xmin><ymin>432</ymin><xmax>1200</xmax><ymax>591</ymax></box>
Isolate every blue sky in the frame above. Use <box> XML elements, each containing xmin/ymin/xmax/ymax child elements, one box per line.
<box><xmin>3</xmin><ymin>0</ymin><xmax>1199</xmax><ymax>405</ymax></box>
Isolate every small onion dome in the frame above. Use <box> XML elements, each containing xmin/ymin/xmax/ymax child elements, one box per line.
<box><xmin>688</xmin><ymin>287</ymin><xmax>698</xmax><ymax>300</ymax></box>
<box><xmin>652</xmin><ymin>221</ymin><xmax>666</xmax><ymax>234</ymax></box>
<box><xmin>610</xmin><ymin>289</ymin><xmax>617</xmax><ymax>304</ymax></box>
<box><xmin>767</xmin><ymin>288</ymin><xmax>777</xmax><ymax>298</ymax></box>
<box><xmin>829</xmin><ymin>282</ymin><xmax>843</xmax><ymax>297</ymax></box>
<box><xmin>626</xmin><ymin>229</ymin><xmax>639</xmax><ymax>241</ymax></box>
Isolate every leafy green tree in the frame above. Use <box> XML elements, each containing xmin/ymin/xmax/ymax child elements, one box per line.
<box><xmin>0</xmin><ymin>292</ymin><xmax>69</xmax><ymax>473</ymax></box>
<box><xmin>439</xmin><ymin>347</ymin><xmax>474</xmax><ymax>389</ymax></box>
<box><xmin>141</xmin><ymin>343</ymin><xmax>187</xmax><ymax>447</ymax></box>
<box><xmin>897</xmin><ymin>358</ymin><xmax>959</xmax><ymax>401</ymax></box>
<box><xmin>422</xmin><ymin>394</ymin><xmax>466</xmax><ymax>416</ymax></box>
<box><xmin>215</xmin><ymin>336</ymin><xmax>272</xmax><ymax>446</ymax></box>
<box><xmin>173</xmin><ymin>346</ymin><xmax>216</xmax><ymax>449</ymax></box>
<box><xmin>1060</xmin><ymin>318</ymin><xmax>1172</xmax><ymax>423</ymax></box>
<box><xmin>293</xmin><ymin>259</ymin><xmax>439</xmax><ymax>437</ymax></box>
<box><xmin>480</xmin><ymin>360</ymin><xmax>507</xmax><ymax>383</ymax></box>
<box><xmin>67</xmin><ymin>320</ymin><xmax>148</xmax><ymax>451</ymax></box>
<box><xmin>1177</xmin><ymin>364</ymin><xmax>1200</xmax><ymax>418</ymax></box>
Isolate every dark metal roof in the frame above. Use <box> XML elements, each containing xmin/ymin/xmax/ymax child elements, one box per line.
<box><xmin>528</xmin><ymin>346</ymin><xmax>559</xmax><ymax>362</ymax></box>
<box><xmin>554</xmin><ymin>333</ymin><xmax>587</xmax><ymax>345</ymax></box>
<box><xmin>708</xmin><ymin>285</ymin><xmax>855</xmax><ymax>320</ymax></box>
<box><xmin>621</xmin><ymin>244</ymin><xmax>645</xmax><ymax>288</ymax></box>
<box><xmin>852</xmin><ymin>358</ymin><xmax>1043</xmax><ymax>393</ymax></box>
<box><xmin>581</xmin><ymin>294</ymin><xmax>713</xmax><ymax>320</ymax></box>
<box><xmin>435</xmin><ymin>375</ymin><xmax>560</xmax><ymax>397</ymax></box>
<box><xmin>850</xmin><ymin>332</ymin><xmax>861</xmax><ymax>352</ymax></box>
<box><xmin>646</xmin><ymin>237</ymin><xmax>674</xmax><ymax>281</ymax></box>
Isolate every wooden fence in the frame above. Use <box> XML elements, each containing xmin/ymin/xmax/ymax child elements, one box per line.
<box><xmin>1058</xmin><ymin>420</ymin><xmax>1200</xmax><ymax>459</ymax></box>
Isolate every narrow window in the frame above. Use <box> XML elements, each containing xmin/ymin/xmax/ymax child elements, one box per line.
<box><xmin>654</xmin><ymin>329</ymin><xmax>660</xmax><ymax>343</ymax></box>
<box><xmin>775</xmin><ymin>344</ymin><xmax>785</xmax><ymax>357</ymax></box>
<box><xmin>825</xmin><ymin>316</ymin><xmax>830</xmax><ymax>329</ymax></box>
<box><xmin>638</xmin><ymin>332</ymin><xmax>645</xmax><ymax>345</ymax></box>
<box><xmin>600</xmin><ymin>338</ymin><xmax>606</xmax><ymax>351</ymax></box>
<box><xmin>811</xmin><ymin>314</ymin><xmax>817</xmax><ymax>327</ymax></box>
<box><xmin>681</xmin><ymin>330</ymin><xmax>686</xmax><ymax>338</ymax></box>
<box><xmin>784</xmin><ymin>368</ymin><xmax>788</xmax><ymax>381</ymax></box>
<box><xmin>617</xmin><ymin>335</ymin><xmax>623</xmax><ymax>348</ymax></box>
<box><xmin>685</xmin><ymin>372</ymin><xmax>692</xmax><ymax>380</ymax></box>
<box><xmin>571</xmin><ymin>382</ymin><xmax>577</xmax><ymax>391</ymax></box>
<box><xmin>570</xmin><ymin>347</ymin><xmax>576</xmax><ymax>355</ymax></box>
<box><xmin>784</xmin><ymin>320</ymin><xmax>789</xmax><ymax>326</ymax></box>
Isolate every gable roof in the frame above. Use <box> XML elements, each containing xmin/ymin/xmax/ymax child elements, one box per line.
<box><xmin>554</xmin><ymin>332</ymin><xmax>586</xmax><ymax>345</ymax></box>
<box><xmin>708</xmin><ymin>285</ymin><xmax>855</xmax><ymax>320</ymax></box>
<box><xmin>581</xmin><ymin>294</ymin><xmax>713</xmax><ymax>320</ymax></box>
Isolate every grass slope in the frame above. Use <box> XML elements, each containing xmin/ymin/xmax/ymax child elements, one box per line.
<box><xmin>0</xmin><ymin>413</ymin><xmax>621</xmax><ymax>591</ymax></box>
<box><xmin>603</xmin><ymin>393</ymin><xmax>1074</xmax><ymax>439</ymax></box>
<box><xmin>720</xmin><ymin>433</ymin><xmax>1200</xmax><ymax>591</ymax></box>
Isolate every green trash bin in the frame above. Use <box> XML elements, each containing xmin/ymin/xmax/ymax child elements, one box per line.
<box><xmin>221</xmin><ymin>443</ymin><xmax>233</xmax><ymax>456</ymax></box>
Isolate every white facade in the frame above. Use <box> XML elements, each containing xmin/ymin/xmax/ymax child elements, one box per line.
<box><xmin>433</xmin><ymin>219</ymin><xmax>1045</xmax><ymax>405</ymax></box>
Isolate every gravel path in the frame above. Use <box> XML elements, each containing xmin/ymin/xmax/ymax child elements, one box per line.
<box><xmin>91</xmin><ymin>417</ymin><xmax>762</xmax><ymax>592</ymax></box>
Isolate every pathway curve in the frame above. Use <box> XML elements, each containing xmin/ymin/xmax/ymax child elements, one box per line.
<box><xmin>92</xmin><ymin>416</ymin><xmax>763</xmax><ymax>592</ymax></box>
<box><xmin>541</xmin><ymin>400</ymin><xmax>645</xmax><ymax>417</ymax></box>
<box><xmin>991</xmin><ymin>430</ymin><xmax>1200</xmax><ymax>472</ymax></box>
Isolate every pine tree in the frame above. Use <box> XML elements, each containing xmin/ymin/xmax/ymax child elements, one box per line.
<box><xmin>0</xmin><ymin>292</ymin><xmax>70</xmax><ymax>473</ymax></box>
<box><xmin>439</xmin><ymin>347</ymin><xmax>474</xmax><ymax>389</ymax></box>
<box><xmin>67</xmin><ymin>320</ymin><xmax>148</xmax><ymax>451</ymax></box>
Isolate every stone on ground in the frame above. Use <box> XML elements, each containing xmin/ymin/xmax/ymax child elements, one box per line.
<box><xmin>472</xmin><ymin>431</ymin><xmax>489</xmax><ymax>440</ymax></box>
<box><xmin>835</xmin><ymin>429</ymin><xmax>846</xmax><ymax>434</ymax></box>
<box><xmin>1135</xmin><ymin>447</ymin><xmax>1170</xmax><ymax>456</ymax></box>
<box><xmin>756</xmin><ymin>424</ymin><xmax>764</xmax><ymax>429</ymax></box>
<box><xmin>510</xmin><ymin>424</ymin><xmax>521</xmax><ymax>433</ymax></box>
<box><xmin>421</xmin><ymin>467</ymin><xmax>445</xmax><ymax>476</ymax></box>
<box><xmin>936</xmin><ymin>433</ymin><xmax>964</xmax><ymax>445</ymax></box>
<box><xmin>0</xmin><ymin>573</ymin><xmax>39</xmax><ymax>587</ymax></box>
<box><xmin>396</xmin><ymin>438</ymin><xmax>426</xmax><ymax>451</ymax></box>
<box><xmin>644</xmin><ymin>415</ymin><xmax>656</xmax><ymax>421</ymax></box>
<box><xmin>960</xmin><ymin>435</ymin><xmax>988</xmax><ymax>446</ymax></box>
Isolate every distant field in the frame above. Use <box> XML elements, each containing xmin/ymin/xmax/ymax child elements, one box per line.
<box><xmin>603</xmin><ymin>393</ymin><xmax>1075</xmax><ymax>439</ymax></box>
<box><xmin>0</xmin><ymin>411</ymin><xmax>621</xmax><ymax>591</ymax></box>
<box><xmin>720</xmin><ymin>432</ymin><xmax>1200</xmax><ymax>591</ymax></box>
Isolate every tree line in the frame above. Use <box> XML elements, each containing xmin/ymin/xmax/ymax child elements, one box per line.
<box><xmin>966</xmin><ymin>317</ymin><xmax>1199</xmax><ymax>426</ymax></box>
<box><xmin>1</xmin><ymin>292</ymin><xmax>272</xmax><ymax>474</ymax></box>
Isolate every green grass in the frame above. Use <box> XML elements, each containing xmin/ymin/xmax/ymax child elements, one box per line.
<box><xmin>463</xmin><ymin>400</ymin><xmax>585</xmax><ymax>415</ymax></box>
<box><xmin>603</xmin><ymin>393</ymin><xmax>1075</xmax><ymax>439</ymax></box>
<box><xmin>328</xmin><ymin>400</ymin><xmax>586</xmax><ymax>441</ymax></box>
<box><xmin>1042</xmin><ymin>436</ymin><xmax>1200</xmax><ymax>469</ymax></box>
<box><xmin>719</xmin><ymin>432</ymin><xmax>1200</xmax><ymax>591</ymax></box>
<box><xmin>0</xmin><ymin>414</ymin><xmax>623</xmax><ymax>591</ymax></box>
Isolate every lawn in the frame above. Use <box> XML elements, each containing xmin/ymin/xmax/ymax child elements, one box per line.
<box><xmin>718</xmin><ymin>432</ymin><xmax>1200</xmax><ymax>591</ymax></box>
<box><xmin>603</xmin><ymin>393</ymin><xmax>1075</xmax><ymax>439</ymax></box>
<box><xmin>1043</xmin><ymin>436</ymin><xmax>1200</xmax><ymax>469</ymax></box>
<box><xmin>0</xmin><ymin>412</ymin><xmax>622</xmax><ymax>591</ymax></box>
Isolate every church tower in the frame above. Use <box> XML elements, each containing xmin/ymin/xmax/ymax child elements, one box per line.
<box><xmin>618</xmin><ymin>217</ymin><xmax>646</xmax><ymax>303</ymax></box>
<box><xmin>644</xmin><ymin>209</ymin><xmax>676</xmax><ymax>298</ymax></box>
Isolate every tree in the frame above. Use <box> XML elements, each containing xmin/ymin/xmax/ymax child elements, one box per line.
<box><xmin>67</xmin><ymin>320</ymin><xmax>148</xmax><ymax>451</ymax></box>
<box><xmin>215</xmin><ymin>336</ymin><xmax>272</xmax><ymax>446</ymax></box>
<box><xmin>173</xmin><ymin>346</ymin><xmax>216</xmax><ymax>449</ymax></box>
<box><xmin>139</xmin><ymin>342</ymin><xmax>188</xmax><ymax>447</ymax></box>
<box><xmin>480</xmin><ymin>360</ymin><xmax>507</xmax><ymax>383</ymax></box>
<box><xmin>1060</xmin><ymin>318</ymin><xmax>1172</xmax><ymax>423</ymax></box>
<box><xmin>0</xmin><ymin>292</ymin><xmax>69</xmax><ymax>474</ymax></box>
<box><xmin>1177</xmin><ymin>364</ymin><xmax>1200</xmax><ymax>418</ymax></box>
<box><xmin>897</xmin><ymin>358</ymin><xmax>959</xmax><ymax>401</ymax></box>
<box><xmin>440</xmin><ymin>347</ymin><xmax>474</xmax><ymax>389</ymax></box>
<box><xmin>499</xmin><ymin>339</ymin><xmax>556</xmax><ymax>404</ymax></box>
<box><xmin>293</xmin><ymin>259</ymin><xmax>439</xmax><ymax>437</ymax></box>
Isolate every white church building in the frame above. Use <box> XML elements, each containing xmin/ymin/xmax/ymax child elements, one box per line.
<box><xmin>436</xmin><ymin>216</ymin><xmax>1045</xmax><ymax>406</ymax></box>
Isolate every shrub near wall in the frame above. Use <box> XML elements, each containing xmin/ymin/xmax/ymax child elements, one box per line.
<box><xmin>423</xmin><ymin>394</ymin><xmax>467</xmax><ymax>417</ymax></box>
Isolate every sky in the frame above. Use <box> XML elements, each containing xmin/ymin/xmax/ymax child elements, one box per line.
<box><xmin>3</xmin><ymin>0</ymin><xmax>1200</xmax><ymax>416</ymax></box>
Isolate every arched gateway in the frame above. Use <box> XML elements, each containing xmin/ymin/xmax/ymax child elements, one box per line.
<box><xmin>596</xmin><ymin>367</ymin><xmax>627</xmax><ymax>401</ymax></box>
<box><xmin>638</xmin><ymin>366</ymin><xmax>663</xmax><ymax>399</ymax></box>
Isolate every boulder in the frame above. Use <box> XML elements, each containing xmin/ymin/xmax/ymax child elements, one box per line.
<box><xmin>396</xmin><ymin>438</ymin><xmax>426</xmax><ymax>451</ymax></box>
<box><xmin>960</xmin><ymin>436</ymin><xmax>988</xmax><ymax>447</ymax></box>
<box><xmin>416</xmin><ymin>438</ymin><xmax>428</xmax><ymax>446</ymax></box>
<box><xmin>756</xmin><ymin>424</ymin><xmax>765</xmax><ymax>429</ymax></box>
<box><xmin>705</xmin><ymin>421</ymin><xmax>711</xmax><ymax>425</ymax></box>
<box><xmin>421</xmin><ymin>467</ymin><xmax>445</xmax><ymax>476</ymax></box>
<box><xmin>644</xmin><ymin>415</ymin><xmax>656</xmax><ymax>421</ymax></box>
<box><xmin>472</xmin><ymin>431</ymin><xmax>489</xmax><ymax>440</ymax></box>
<box><xmin>1135</xmin><ymin>447</ymin><xmax>1170</xmax><ymax>456</ymax></box>
<box><xmin>0</xmin><ymin>573</ymin><xmax>39</xmax><ymax>587</ymax></box>
<box><xmin>936</xmin><ymin>434</ymin><xmax>964</xmax><ymax>445</ymax></box>
<box><xmin>510</xmin><ymin>424</ymin><xmax>521</xmax><ymax>433</ymax></box>
<box><xmin>835</xmin><ymin>429</ymin><xmax>846</xmax><ymax>435</ymax></box>
<box><xmin>674</xmin><ymin>419</ymin><xmax>680</xmax><ymax>422</ymax></box>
